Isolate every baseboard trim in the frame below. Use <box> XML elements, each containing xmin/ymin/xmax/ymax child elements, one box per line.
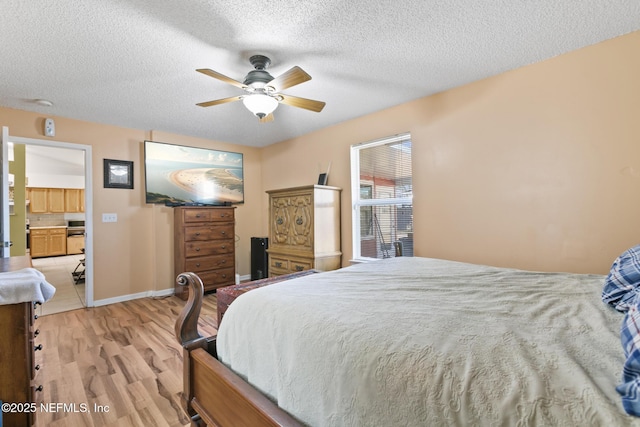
<box><xmin>93</xmin><ymin>288</ymin><xmax>175</xmax><ymax>307</ymax></box>
<box><xmin>92</xmin><ymin>277</ymin><xmax>252</xmax><ymax>307</ymax></box>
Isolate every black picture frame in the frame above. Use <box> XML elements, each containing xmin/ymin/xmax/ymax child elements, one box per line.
<box><xmin>104</xmin><ymin>159</ymin><xmax>134</xmax><ymax>189</ymax></box>
<box><xmin>317</xmin><ymin>173</ymin><xmax>328</xmax><ymax>185</ymax></box>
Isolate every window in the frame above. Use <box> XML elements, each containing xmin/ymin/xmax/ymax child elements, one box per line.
<box><xmin>351</xmin><ymin>133</ymin><xmax>412</xmax><ymax>260</ymax></box>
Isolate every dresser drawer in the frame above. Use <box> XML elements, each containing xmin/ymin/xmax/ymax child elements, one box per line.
<box><xmin>209</xmin><ymin>208</ymin><xmax>234</xmax><ymax>222</ymax></box>
<box><xmin>185</xmin><ymin>254</ymin><xmax>234</xmax><ymax>272</ymax></box>
<box><xmin>185</xmin><ymin>240</ymin><xmax>234</xmax><ymax>257</ymax></box>
<box><xmin>182</xmin><ymin>208</ymin><xmax>212</xmax><ymax>222</ymax></box>
<box><xmin>196</xmin><ymin>267</ymin><xmax>235</xmax><ymax>289</ymax></box>
<box><xmin>290</xmin><ymin>259</ymin><xmax>313</xmax><ymax>272</ymax></box>
<box><xmin>269</xmin><ymin>267</ymin><xmax>289</xmax><ymax>277</ymax></box>
<box><xmin>184</xmin><ymin>224</ymin><xmax>234</xmax><ymax>241</ymax></box>
<box><xmin>270</xmin><ymin>256</ymin><xmax>289</xmax><ymax>271</ymax></box>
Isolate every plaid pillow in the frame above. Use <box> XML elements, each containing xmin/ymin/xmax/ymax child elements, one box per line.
<box><xmin>617</xmin><ymin>302</ymin><xmax>640</xmax><ymax>415</ymax></box>
<box><xmin>602</xmin><ymin>245</ymin><xmax>640</xmax><ymax>312</ymax></box>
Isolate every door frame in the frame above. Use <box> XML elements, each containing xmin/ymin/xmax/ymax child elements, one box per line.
<box><xmin>6</xmin><ymin>130</ymin><xmax>94</xmax><ymax>307</ymax></box>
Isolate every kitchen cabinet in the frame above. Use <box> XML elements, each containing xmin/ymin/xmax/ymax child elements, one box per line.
<box><xmin>47</xmin><ymin>188</ymin><xmax>65</xmax><ymax>213</ymax></box>
<box><xmin>30</xmin><ymin>228</ymin><xmax>67</xmax><ymax>258</ymax></box>
<box><xmin>28</xmin><ymin>188</ymin><xmax>84</xmax><ymax>213</ymax></box>
<box><xmin>64</xmin><ymin>189</ymin><xmax>84</xmax><ymax>213</ymax></box>
<box><xmin>66</xmin><ymin>235</ymin><xmax>84</xmax><ymax>255</ymax></box>
<box><xmin>28</xmin><ymin>188</ymin><xmax>48</xmax><ymax>213</ymax></box>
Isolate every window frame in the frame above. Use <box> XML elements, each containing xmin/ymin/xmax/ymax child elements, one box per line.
<box><xmin>350</xmin><ymin>133</ymin><xmax>412</xmax><ymax>262</ymax></box>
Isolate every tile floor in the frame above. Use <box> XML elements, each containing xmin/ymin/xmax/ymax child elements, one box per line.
<box><xmin>31</xmin><ymin>254</ymin><xmax>86</xmax><ymax>316</ymax></box>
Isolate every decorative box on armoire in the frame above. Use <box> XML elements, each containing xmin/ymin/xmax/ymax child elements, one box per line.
<box><xmin>266</xmin><ymin>185</ymin><xmax>341</xmax><ymax>277</ymax></box>
<box><xmin>174</xmin><ymin>206</ymin><xmax>236</xmax><ymax>300</ymax></box>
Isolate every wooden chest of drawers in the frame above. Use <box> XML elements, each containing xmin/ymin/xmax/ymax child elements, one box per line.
<box><xmin>174</xmin><ymin>207</ymin><xmax>235</xmax><ymax>300</ymax></box>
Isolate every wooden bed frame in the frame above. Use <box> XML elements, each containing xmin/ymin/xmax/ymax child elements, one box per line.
<box><xmin>174</xmin><ymin>272</ymin><xmax>303</xmax><ymax>427</ymax></box>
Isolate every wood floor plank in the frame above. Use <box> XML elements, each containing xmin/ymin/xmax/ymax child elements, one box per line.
<box><xmin>33</xmin><ymin>294</ymin><xmax>219</xmax><ymax>427</ymax></box>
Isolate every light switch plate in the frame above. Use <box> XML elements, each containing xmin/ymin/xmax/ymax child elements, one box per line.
<box><xmin>102</xmin><ymin>213</ymin><xmax>117</xmax><ymax>223</ymax></box>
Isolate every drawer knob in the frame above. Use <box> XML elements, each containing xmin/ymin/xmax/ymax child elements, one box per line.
<box><xmin>196</xmin><ymin>263</ymin><xmax>200</xmax><ymax>268</ymax></box>
<box><xmin>220</xmin><ymin>259</ymin><xmax>226</xmax><ymax>264</ymax></box>
<box><xmin>295</xmin><ymin>265</ymin><xmax>304</xmax><ymax>271</ymax></box>
<box><xmin>34</xmin><ymin>329</ymin><xmax>40</xmax><ymax>336</ymax></box>
<box><xmin>221</xmin><ymin>230</ymin><xmax>226</xmax><ymax>235</ymax></box>
<box><xmin>195</xmin><ymin>232</ymin><xmax>201</xmax><ymax>236</ymax></box>
<box><xmin>35</xmin><ymin>385</ymin><xmax>43</xmax><ymax>392</ymax></box>
<box><xmin>296</xmin><ymin>216</ymin><xmax>303</xmax><ymax>225</ymax></box>
<box><xmin>195</xmin><ymin>214</ymin><xmax>201</xmax><ymax>218</ymax></box>
<box><xmin>221</xmin><ymin>245</ymin><xmax>226</xmax><ymax>249</ymax></box>
<box><xmin>34</xmin><ymin>344</ymin><xmax>43</xmax><ymax>351</ymax></box>
<box><xmin>34</xmin><ymin>314</ymin><xmax>38</xmax><ymax>320</ymax></box>
<box><xmin>35</xmin><ymin>364</ymin><xmax>40</xmax><ymax>371</ymax></box>
<box><xmin>276</xmin><ymin>217</ymin><xmax>284</xmax><ymax>225</ymax></box>
<box><xmin>275</xmin><ymin>262</ymin><xmax>282</xmax><ymax>268</ymax></box>
<box><xmin>195</xmin><ymin>247</ymin><xmax>200</xmax><ymax>252</ymax></box>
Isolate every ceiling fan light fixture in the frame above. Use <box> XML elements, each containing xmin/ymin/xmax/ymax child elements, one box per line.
<box><xmin>242</xmin><ymin>93</ymin><xmax>278</xmax><ymax>118</ymax></box>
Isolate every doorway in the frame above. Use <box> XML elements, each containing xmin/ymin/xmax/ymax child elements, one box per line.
<box><xmin>4</xmin><ymin>132</ymin><xmax>93</xmax><ymax>312</ymax></box>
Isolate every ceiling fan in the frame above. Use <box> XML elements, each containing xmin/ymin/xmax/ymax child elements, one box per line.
<box><xmin>196</xmin><ymin>55</ymin><xmax>325</xmax><ymax>123</ymax></box>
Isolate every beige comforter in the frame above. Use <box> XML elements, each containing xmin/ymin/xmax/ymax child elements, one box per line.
<box><xmin>217</xmin><ymin>257</ymin><xmax>640</xmax><ymax>426</ymax></box>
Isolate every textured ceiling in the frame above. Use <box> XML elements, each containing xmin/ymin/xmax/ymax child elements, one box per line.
<box><xmin>2</xmin><ymin>1</ymin><xmax>639</xmax><ymax>147</ymax></box>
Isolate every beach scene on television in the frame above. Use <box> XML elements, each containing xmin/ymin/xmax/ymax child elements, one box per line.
<box><xmin>144</xmin><ymin>141</ymin><xmax>244</xmax><ymax>204</ymax></box>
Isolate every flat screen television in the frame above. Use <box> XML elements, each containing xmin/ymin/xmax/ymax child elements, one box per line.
<box><xmin>144</xmin><ymin>140</ymin><xmax>244</xmax><ymax>205</ymax></box>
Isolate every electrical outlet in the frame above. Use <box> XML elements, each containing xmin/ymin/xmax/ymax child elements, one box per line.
<box><xmin>102</xmin><ymin>213</ymin><xmax>117</xmax><ymax>223</ymax></box>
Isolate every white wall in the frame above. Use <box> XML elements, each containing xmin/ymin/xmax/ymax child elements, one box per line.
<box><xmin>25</xmin><ymin>145</ymin><xmax>84</xmax><ymax>188</ymax></box>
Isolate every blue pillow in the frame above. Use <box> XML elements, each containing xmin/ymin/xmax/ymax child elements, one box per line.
<box><xmin>602</xmin><ymin>245</ymin><xmax>640</xmax><ymax>312</ymax></box>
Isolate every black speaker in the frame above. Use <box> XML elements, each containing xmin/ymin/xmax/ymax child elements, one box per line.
<box><xmin>251</xmin><ymin>237</ymin><xmax>269</xmax><ymax>280</ymax></box>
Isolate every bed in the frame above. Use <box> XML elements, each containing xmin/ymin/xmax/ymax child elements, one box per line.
<box><xmin>175</xmin><ymin>256</ymin><xmax>640</xmax><ymax>426</ymax></box>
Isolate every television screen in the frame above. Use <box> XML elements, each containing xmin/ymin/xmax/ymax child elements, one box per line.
<box><xmin>144</xmin><ymin>140</ymin><xmax>244</xmax><ymax>205</ymax></box>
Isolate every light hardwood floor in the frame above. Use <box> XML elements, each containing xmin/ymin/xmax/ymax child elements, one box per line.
<box><xmin>32</xmin><ymin>294</ymin><xmax>219</xmax><ymax>426</ymax></box>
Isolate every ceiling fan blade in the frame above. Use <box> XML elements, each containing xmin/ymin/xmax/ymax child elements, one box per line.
<box><xmin>267</xmin><ymin>66</ymin><xmax>311</xmax><ymax>92</ymax></box>
<box><xmin>196</xmin><ymin>68</ymin><xmax>246</xmax><ymax>89</ymax></box>
<box><xmin>259</xmin><ymin>113</ymin><xmax>275</xmax><ymax>123</ymax></box>
<box><xmin>279</xmin><ymin>94</ymin><xmax>326</xmax><ymax>112</ymax></box>
<box><xmin>196</xmin><ymin>96</ymin><xmax>242</xmax><ymax>107</ymax></box>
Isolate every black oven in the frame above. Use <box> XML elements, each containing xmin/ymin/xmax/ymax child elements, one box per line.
<box><xmin>67</xmin><ymin>220</ymin><xmax>85</xmax><ymax>236</ymax></box>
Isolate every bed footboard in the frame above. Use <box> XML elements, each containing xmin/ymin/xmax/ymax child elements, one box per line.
<box><xmin>175</xmin><ymin>272</ymin><xmax>302</xmax><ymax>427</ymax></box>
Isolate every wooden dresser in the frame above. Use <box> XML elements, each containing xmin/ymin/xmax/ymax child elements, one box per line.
<box><xmin>267</xmin><ymin>185</ymin><xmax>341</xmax><ymax>277</ymax></box>
<box><xmin>174</xmin><ymin>206</ymin><xmax>236</xmax><ymax>300</ymax></box>
<box><xmin>0</xmin><ymin>256</ymin><xmax>43</xmax><ymax>426</ymax></box>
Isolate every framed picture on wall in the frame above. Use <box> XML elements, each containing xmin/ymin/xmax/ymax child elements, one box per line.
<box><xmin>104</xmin><ymin>159</ymin><xmax>134</xmax><ymax>189</ymax></box>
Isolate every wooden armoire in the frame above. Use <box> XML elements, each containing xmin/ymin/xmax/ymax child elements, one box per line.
<box><xmin>266</xmin><ymin>185</ymin><xmax>341</xmax><ymax>277</ymax></box>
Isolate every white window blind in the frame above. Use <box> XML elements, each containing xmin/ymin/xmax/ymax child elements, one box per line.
<box><xmin>351</xmin><ymin>133</ymin><xmax>413</xmax><ymax>260</ymax></box>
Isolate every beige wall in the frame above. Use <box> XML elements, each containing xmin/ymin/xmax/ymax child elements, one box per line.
<box><xmin>262</xmin><ymin>31</ymin><xmax>640</xmax><ymax>275</ymax></box>
<box><xmin>0</xmin><ymin>112</ymin><xmax>263</xmax><ymax>302</ymax></box>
